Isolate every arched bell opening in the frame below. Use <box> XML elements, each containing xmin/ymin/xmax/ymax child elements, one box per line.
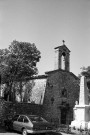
<box><xmin>61</xmin><ymin>52</ymin><xmax>66</xmax><ymax>70</ymax></box>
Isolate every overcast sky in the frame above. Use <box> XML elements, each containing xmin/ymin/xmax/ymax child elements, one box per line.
<box><xmin>0</xmin><ymin>0</ymin><xmax>90</xmax><ymax>76</ymax></box>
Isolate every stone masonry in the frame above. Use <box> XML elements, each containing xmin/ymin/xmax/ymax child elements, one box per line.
<box><xmin>43</xmin><ymin>69</ymin><xmax>79</xmax><ymax>125</ymax></box>
<box><xmin>0</xmin><ymin>97</ymin><xmax>43</xmax><ymax>124</ymax></box>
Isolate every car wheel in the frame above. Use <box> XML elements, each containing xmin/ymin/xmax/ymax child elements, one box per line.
<box><xmin>22</xmin><ymin>128</ymin><xmax>28</xmax><ymax>135</ymax></box>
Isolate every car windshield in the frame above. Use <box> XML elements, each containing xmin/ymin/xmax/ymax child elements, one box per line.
<box><xmin>28</xmin><ymin>116</ymin><xmax>46</xmax><ymax>123</ymax></box>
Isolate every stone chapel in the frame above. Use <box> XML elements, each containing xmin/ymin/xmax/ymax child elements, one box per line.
<box><xmin>30</xmin><ymin>41</ymin><xmax>80</xmax><ymax>125</ymax></box>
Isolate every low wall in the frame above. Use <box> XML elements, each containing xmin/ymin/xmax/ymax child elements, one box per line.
<box><xmin>0</xmin><ymin>97</ymin><xmax>43</xmax><ymax>124</ymax></box>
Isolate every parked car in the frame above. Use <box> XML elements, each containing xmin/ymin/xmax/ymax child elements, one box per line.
<box><xmin>4</xmin><ymin>114</ymin><xmax>56</xmax><ymax>135</ymax></box>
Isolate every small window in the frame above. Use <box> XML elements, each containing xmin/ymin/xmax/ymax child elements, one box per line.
<box><xmin>51</xmin><ymin>97</ymin><xmax>54</xmax><ymax>104</ymax></box>
<box><xmin>24</xmin><ymin>117</ymin><xmax>29</xmax><ymax>123</ymax></box>
<box><xmin>62</xmin><ymin>88</ymin><xmax>67</xmax><ymax>97</ymax></box>
<box><xmin>61</xmin><ymin>55</ymin><xmax>65</xmax><ymax>70</ymax></box>
<box><xmin>18</xmin><ymin>116</ymin><xmax>24</xmax><ymax>122</ymax></box>
<box><xmin>62</xmin><ymin>52</ymin><xmax>66</xmax><ymax>56</ymax></box>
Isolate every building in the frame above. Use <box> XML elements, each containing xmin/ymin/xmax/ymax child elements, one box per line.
<box><xmin>30</xmin><ymin>41</ymin><xmax>79</xmax><ymax>125</ymax></box>
<box><xmin>42</xmin><ymin>42</ymin><xmax>79</xmax><ymax>125</ymax></box>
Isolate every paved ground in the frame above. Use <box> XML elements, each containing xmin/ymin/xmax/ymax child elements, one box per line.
<box><xmin>0</xmin><ymin>126</ymin><xmax>73</xmax><ymax>135</ymax></box>
<box><xmin>1</xmin><ymin>125</ymin><xmax>89</xmax><ymax>135</ymax></box>
<box><xmin>0</xmin><ymin>132</ymin><xmax>72</xmax><ymax>135</ymax></box>
<box><xmin>0</xmin><ymin>133</ymin><xmax>20</xmax><ymax>135</ymax></box>
<box><xmin>0</xmin><ymin>125</ymin><xmax>80</xmax><ymax>135</ymax></box>
<box><xmin>0</xmin><ymin>129</ymin><xmax>20</xmax><ymax>135</ymax></box>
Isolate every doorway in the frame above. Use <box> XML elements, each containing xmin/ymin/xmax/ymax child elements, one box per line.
<box><xmin>61</xmin><ymin>108</ymin><xmax>67</xmax><ymax>124</ymax></box>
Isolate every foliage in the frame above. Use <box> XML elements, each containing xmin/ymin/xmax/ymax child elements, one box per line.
<box><xmin>80</xmin><ymin>66</ymin><xmax>90</xmax><ymax>90</ymax></box>
<box><xmin>80</xmin><ymin>66</ymin><xmax>90</xmax><ymax>78</ymax></box>
<box><xmin>0</xmin><ymin>40</ymin><xmax>41</xmax><ymax>101</ymax></box>
<box><xmin>23</xmin><ymin>80</ymin><xmax>35</xmax><ymax>102</ymax></box>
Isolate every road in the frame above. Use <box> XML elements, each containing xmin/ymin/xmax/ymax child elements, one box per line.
<box><xmin>0</xmin><ymin>131</ymin><xmax>62</xmax><ymax>135</ymax></box>
<box><xmin>0</xmin><ymin>129</ymin><xmax>19</xmax><ymax>135</ymax></box>
<box><xmin>0</xmin><ymin>126</ymin><xmax>73</xmax><ymax>135</ymax></box>
<box><xmin>0</xmin><ymin>127</ymin><xmax>20</xmax><ymax>135</ymax></box>
<box><xmin>0</xmin><ymin>133</ymin><xmax>20</xmax><ymax>135</ymax></box>
<box><xmin>0</xmin><ymin>133</ymin><xmax>72</xmax><ymax>135</ymax></box>
<box><xmin>0</xmin><ymin>131</ymin><xmax>73</xmax><ymax>135</ymax></box>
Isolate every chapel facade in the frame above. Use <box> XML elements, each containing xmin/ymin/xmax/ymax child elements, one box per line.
<box><xmin>42</xmin><ymin>41</ymin><xmax>80</xmax><ymax>125</ymax></box>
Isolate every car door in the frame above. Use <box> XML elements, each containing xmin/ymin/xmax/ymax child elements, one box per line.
<box><xmin>12</xmin><ymin>115</ymin><xmax>20</xmax><ymax>131</ymax></box>
<box><xmin>13</xmin><ymin>115</ymin><xmax>24</xmax><ymax>132</ymax></box>
<box><xmin>23</xmin><ymin>116</ymin><xmax>30</xmax><ymax>129</ymax></box>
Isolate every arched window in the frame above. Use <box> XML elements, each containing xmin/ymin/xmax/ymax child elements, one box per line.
<box><xmin>51</xmin><ymin>97</ymin><xmax>54</xmax><ymax>104</ymax></box>
<box><xmin>62</xmin><ymin>88</ymin><xmax>67</xmax><ymax>97</ymax></box>
<box><xmin>61</xmin><ymin>52</ymin><xmax>65</xmax><ymax>70</ymax></box>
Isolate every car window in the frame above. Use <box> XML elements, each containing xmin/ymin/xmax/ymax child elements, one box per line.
<box><xmin>18</xmin><ymin>116</ymin><xmax>24</xmax><ymax>122</ymax></box>
<box><xmin>24</xmin><ymin>117</ymin><xmax>29</xmax><ymax>123</ymax></box>
<box><xmin>13</xmin><ymin>115</ymin><xmax>19</xmax><ymax>121</ymax></box>
<box><xmin>29</xmin><ymin>116</ymin><xmax>44</xmax><ymax>122</ymax></box>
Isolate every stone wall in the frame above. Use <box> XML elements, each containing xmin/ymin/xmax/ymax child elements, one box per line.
<box><xmin>0</xmin><ymin>98</ymin><xmax>12</xmax><ymax>124</ymax></box>
<box><xmin>30</xmin><ymin>77</ymin><xmax>47</xmax><ymax>104</ymax></box>
<box><xmin>0</xmin><ymin>97</ymin><xmax>43</xmax><ymax>124</ymax></box>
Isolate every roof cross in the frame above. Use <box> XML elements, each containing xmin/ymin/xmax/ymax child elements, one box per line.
<box><xmin>62</xmin><ymin>40</ymin><xmax>65</xmax><ymax>45</ymax></box>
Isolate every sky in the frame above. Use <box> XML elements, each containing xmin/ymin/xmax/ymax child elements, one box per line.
<box><xmin>0</xmin><ymin>0</ymin><xmax>90</xmax><ymax>76</ymax></box>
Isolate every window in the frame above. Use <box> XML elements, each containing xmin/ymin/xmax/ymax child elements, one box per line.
<box><xmin>18</xmin><ymin>116</ymin><xmax>24</xmax><ymax>122</ymax></box>
<box><xmin>62</xmin><ymin>88</ymin><xmax>67</xmax><ymax>97</ymax></box>
<box><xmin>24</xmin><ymin>117</ymin><xmax>29</xmax><ymax>123</ymax></box>
<box><xmin>61</xmin><ymin>52</ymin><xmax>65</xmax><ymax>70</ymax></box>
<box><xmin>51</xmin><ymin>97</ymin><xmax>54</xmax><ymax>104</ymax></box>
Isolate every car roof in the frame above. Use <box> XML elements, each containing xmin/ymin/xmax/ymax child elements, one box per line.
<box><xmin>15</xmin><ymin>114</ymin><xmax>39</xmax><ymax>117</ymax></box>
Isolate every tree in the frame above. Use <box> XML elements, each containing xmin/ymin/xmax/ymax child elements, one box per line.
<box><xmin>0</xmin><ymin>48</ymin><xmax>11</xmax><ymax>100</ymax></box>
<box><xmin>80</xmin><ymin>66</ymin><xmax>90</xmax><ymax>90</ymax></box>
<box><xmin>0</xmin><ymin>40</ymin><xmax>41</xmax><ymax>101</ymax></box>
<box><xmin>23</xmin><ymin>80</ymin><xmax>35</xmax><ymax>102</ymax></box>
<box><xmin>80</xmin><ymin>66</ymin><xmax>90</xmax><ymax>77</ymax></box>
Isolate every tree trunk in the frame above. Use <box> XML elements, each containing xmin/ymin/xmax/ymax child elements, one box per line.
<box><xmin>4</xmin><ymin>82</ymin><xmax>13</xmax><ymax>101</ymax></box>
<box><xmin>12</xmin><ymin>82</ymin><xmax>16</xmax><ymax>102</ymax></box>
<box><xmin>8</xmin><ymin>81</ymin><xmax>13</xmax><ymax>101</ymax></box>
<box><xmin>20</xmin><ymin>81</ymin><xmax>23</xmax><ymax>102</ymax></box>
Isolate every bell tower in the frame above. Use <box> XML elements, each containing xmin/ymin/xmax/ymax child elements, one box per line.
<box><xmin>54</xmin><ymin>40</ymin><xmax>70</xmax><ymax>72</ymax></box>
